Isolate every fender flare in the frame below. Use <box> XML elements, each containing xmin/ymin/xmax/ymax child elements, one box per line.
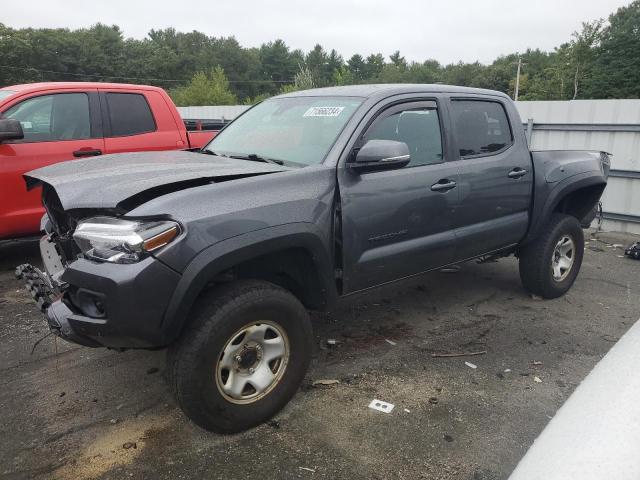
<box><xmin>523</xmin><ymin>172</ymin><xmax>606</xmax><ymax>245</ymax></box>
<box><xmin>160</xmin><ymin>222</ymin><xmax>337</xmax><ymax>343</ymax></box>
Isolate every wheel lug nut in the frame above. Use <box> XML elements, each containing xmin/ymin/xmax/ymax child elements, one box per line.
<box><xmin>255</xmin><ymin>344</ymin><xmax>262</xmax><ymax>351</ymax></box>
<box><xmin>235</xmin><ymin>355</ymin><xmax>242</xmax><ymax>362</ymax></box>
<box><xmin>249</xmin><ymin>367</ymin><xmax>255</xmax><ymax>374</ymax></box>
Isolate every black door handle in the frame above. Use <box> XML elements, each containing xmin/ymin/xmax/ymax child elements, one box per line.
<box><xmin>73</xmin><ymin>149</ymin><xmax>102</xmax><ymax>158</ymax></box>
<box><xmin>508</xmin><ymin>168</ymin><xmax>528</xmax><ymax>179</ymax></box>
<box><xmin>431</xmin><ymin>179</ymin><xmax>457</xmax><ymax>192</ymax></box>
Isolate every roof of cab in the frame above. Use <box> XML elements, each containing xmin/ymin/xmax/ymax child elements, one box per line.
<box><xmin>0</xmin><ymin>82</ymin><xmax>166</xmax><ymax>94</ymax></box>
<box><xmin>275</xmin><ymin>83</ymin><xmax>510</xmax><ymax>100</ymax></box>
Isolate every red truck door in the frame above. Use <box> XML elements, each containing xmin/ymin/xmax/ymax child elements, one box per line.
<box><xmin>99</xmin><ymin>90</ymin><xmax>186</xmax><ymax>153</ymax></box>
<box><xmin>0</xmin><ymin>90</ymin><xmax>104</xmax><ymax>238</ymax></box>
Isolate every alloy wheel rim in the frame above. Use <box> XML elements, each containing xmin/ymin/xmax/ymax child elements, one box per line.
<box><xmin>551</xmin><ymin>235</ymin><xmax>575</xmax><ymax>282</ymax></box>
<box><xmin>215</xmin><ymin>320</ymin><xmax>290</xmax><ymax>404</ymax></box>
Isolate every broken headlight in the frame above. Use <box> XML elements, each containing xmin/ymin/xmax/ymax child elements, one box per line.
<box><xmin>73</xmin><ymin>216</ymin><xmax>180</xmax><ymax>264</ymax></box>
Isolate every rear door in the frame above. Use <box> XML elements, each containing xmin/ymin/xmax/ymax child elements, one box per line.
<box><xmin>448</xmin><ymin>97</ymin><xmax>533</xmax><ymax>260</ymax></box>
<box><xmin>0</xmin><ymin>90</ymin><xmax>103</xmax><ymax>238</ymax></box>
<box><xmin>338</xmin><ymin>98</ymin><xmax>460</xmax><ymax>293</ymax></box>
<box><xmin>100</xmin><ymin>90</ymin><xmax>184</xmax><ymax>153</ymax></box>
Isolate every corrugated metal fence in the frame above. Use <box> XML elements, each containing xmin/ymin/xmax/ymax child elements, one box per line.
<box><xmin>179</xmin><ymin>101</ymin><xmax>640</xmax><ymax>234</ymax></box>
<box><xmin>177</xmin><ymin>105</ymin><xmax>250</xmax><ymax>122</ymax></box>
<box><xmin>516</xmin><ymin>100</ymin><xmax>640</xmax><ymax>234</ymax></box>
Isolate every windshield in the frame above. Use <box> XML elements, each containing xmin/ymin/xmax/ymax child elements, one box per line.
<box><xmin>0</xmin><ymin>90</ymin><xmax>16</xmax><ymax>102</ymax></box>
<box><xmin>205</xmin><ymin>96</ymin><xmax>363</xmax><ymax>167</ymax></box>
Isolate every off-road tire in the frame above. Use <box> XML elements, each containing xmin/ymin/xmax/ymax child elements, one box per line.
<box><xmin>166</xmin><ymin>280</ymin><xmax>312</xmax><ymax>433</ymax></box>
<box><xmin>519</xmin><ymin>213</ymin><xmax>584</xmax><ymax>299</ymax></box>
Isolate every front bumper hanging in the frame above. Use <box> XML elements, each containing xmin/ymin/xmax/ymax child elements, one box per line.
<box><xmin>16</xmin><ymin>263</ymin><xmax>103</xmax><ymax>347</ymax></box>
<box><xmin>15</xmin><ymin>263</ymin><xmax>61</xmax><ymax>312</ymax></box>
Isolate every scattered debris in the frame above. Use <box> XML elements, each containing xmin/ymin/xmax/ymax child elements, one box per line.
<box><xmin>428</xmin><ymin>397</ymin><xmax>439</xmax><ymax>405</ymax></box>
<box><xmin>368</xmin><ymin>399</ymin><xmax>395</xmax><ymax>413</ymax></box>
<box><xmin>109</xmin><ymin>419</ymin><xmax>118</xmax><ymax>424</ymax></box>
<box><xmin>59</xmin><ymin>392</ymin><xmax>66</xmax><ymax>398</ymax></box>
<box><xmin>443</xmin><ymin>434</ymin><xmax>454</xmax><ymax>442</ymax></box>
<box><xmin>625</xmin><ymin>242</ymin><xmax>640</xmax><ymax>260</ymax></box>
<box><xmin>267</xmin><ymin>420</ymin><xmax>280</xmax><ymax>429</ymax></box>
<box><xmin>530</xmin><ymin>294</ymin><xmax>543</xmax><ymax>300</ymax></box>
<box><xmin>312</xmin><ymin>379</ymin><xmax>340</xmax><ymax>387</ymax></box>
<box><xmin>146</xmin><ymin>367</ymin><xmax>159</xmax><ymax>375</ymax></box>
<box><xmin>326</xmin><ymin>339</ymin><xmax>338</xmax><ymax>346</ymax></box>
<box><xmin>532</xmin><ymin>361</ymin><xmax>543</xmax><ymax>366</ymax></box>
<box><xmin>299</xmin><ymin>467</ymin><xmax>316</xmax><ymax>473</ymax></box>
<box><xmin>116</xmin><ymin>404</ymin><xmax>124</xmax><ymax>410</ymax></box>
<box><xmin>613</xmin><ymin>244</ymin><xmax>624</xmax><ymax>248</ymax></box>
<box><xmin>403</xmin><ymin>408</ymin><xmax>410</xmax><ymax>413</ymax></box>
<box><xmin>534</xmin><ymin>376</ymin><xmax>543</xmax><ymax>383</ymax></box>
<box><xmin>432</xmin><ymin>350</ymin><xmax>486</xmax><ymax>358</ymax></box>
<box><xmin>122</xmin><ymin>442</ymin><xmax>137</xmax><ymax>450</ymax></box>
<box><xmin>385</xmin><ymin>339</ymin><xmax>397</xmax><ymax>346</ymax></box>
<box><xmin>465</xmin><ymin>361</ymin><xmax>478</xmax><ymax>369</ymax></box>
<box><xmin>504</xmin><ymin>368</ymin><xmax>511</xmax><ymax>373</ymax></box>
<box><xmin>439</xmin><ymin>266</ymin><xmax>461</xmax><ymax>273</ymax></box>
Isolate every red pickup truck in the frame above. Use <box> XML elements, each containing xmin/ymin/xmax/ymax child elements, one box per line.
<box><xmin>0</xmin><ymin>82</ymin><xmax>218</xmax><ymax>239</ymax></box>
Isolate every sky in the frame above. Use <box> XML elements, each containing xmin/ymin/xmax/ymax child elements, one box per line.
<box><xmin>3</xmin><ymin>0</ymin><xmax>633</xmax><ymax>65</ymax></box>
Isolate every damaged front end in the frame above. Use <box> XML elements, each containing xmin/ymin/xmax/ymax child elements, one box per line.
<box><xmin>15</xmin><ymin>184</ymin><xmax>182</xmax><ymax>349</ymax></box>
<box><xmin>15</xmin><ymin>187</ymin><xmax>104</xmax><ymax>347</ymax></box>
<box><xmin>15</xmin><ymin>241</ymin><xmax>104</xmax><ymax>348</ymax></box>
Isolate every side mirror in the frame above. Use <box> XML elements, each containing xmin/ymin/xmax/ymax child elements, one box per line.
<box><xmin>350</xmin><ymin>139</ymin><xmax>410</xmax><ymax>173</ymax></box>
<box><xmin>0</xmin><ymin>118</ymin><xmax>24</xmax><ymax>142</ymax></box>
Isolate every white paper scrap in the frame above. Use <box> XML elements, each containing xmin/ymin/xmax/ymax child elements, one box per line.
<box><xmin>368</xmin><ymin>399</ymin><xmax>395</xmax><ymax>413</ymax></box>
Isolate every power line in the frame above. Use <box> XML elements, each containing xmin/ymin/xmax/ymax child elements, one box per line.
<box><xmin>0</xmin><ymin>65</ymin><xmax>294</xmax><ymax>84</ymax></box>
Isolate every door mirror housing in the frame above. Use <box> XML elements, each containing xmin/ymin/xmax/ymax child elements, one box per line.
<box><xmin>350</xmin><ymin>139</ymin><xmax>410</xmax><ymax>173</ymax></box>
<box><xmin>0</xmin><ymin>118</ymin><xmax>24</xmax><ymax>142</ymax></box>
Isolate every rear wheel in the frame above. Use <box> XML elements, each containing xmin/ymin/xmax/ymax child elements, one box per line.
<box><xmin>519</xmin><ymin>214</ymin><xmax>584</xmax><ymax>299</ymax></box>
<box><xmin>167</xmin><ymin>280</ymin><xmax>312</xmax><ymax>433</ymax></box>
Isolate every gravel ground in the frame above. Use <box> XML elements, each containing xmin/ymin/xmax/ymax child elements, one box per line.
<box><xmin>0</xmin><ymin>230</ymin><xmax>638</xmax><ymax>480</ymax></box>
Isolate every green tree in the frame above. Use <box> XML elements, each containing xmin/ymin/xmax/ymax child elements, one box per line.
<box><xmin>346</xmin><ymin>54</ymin><xmax>366</xmax><ymax>81</ymax></box>
<box><xmin>389</xmin><ymin>51</ymin><xmax>407</xmax><ymax>70</ymax></box>
<box><xmin>585</xmin><ymin>1</ymin><xmax>640</xmax><ymax>98</ymax></box>
<box><xmin>364</xmin><ymin>53</ymin><xmax>385</xmax><ymax>79</ymax></box>
<box><xmin>280</xmin><ymin>64</ymin><xmax>315</xmax><ymax>93</ymax></box>
<box><xmin>170</xmin><ymin>67</ymin><xmax>237</xmax><ymax>106</ymax></box>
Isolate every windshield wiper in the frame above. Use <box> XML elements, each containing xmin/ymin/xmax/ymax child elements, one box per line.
<box><xmin>230</xmin><ymin>153</ymin><xmax>285</xmax><ymax>166</ymax></box>
<box><xmin>200</xmin><ymin>149</ymin><xmax>228</xmax><ymax>157</ymax></box>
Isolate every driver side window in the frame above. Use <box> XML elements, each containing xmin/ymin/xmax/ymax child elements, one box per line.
<box><xmin>3</xmin><ymin>93</ymin><xmax>91</xmax><ymax>143</ymax></box>
<box><xmin>364</xmin><ymin>106</ymin><xmax>443</xmax><ymax>167</ymax></box>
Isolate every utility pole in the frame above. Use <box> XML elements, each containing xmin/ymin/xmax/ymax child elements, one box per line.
<box><xmin>514</xmin><ymin>58</ymin><xmax>522</xmax><ymax>102</ymax></box>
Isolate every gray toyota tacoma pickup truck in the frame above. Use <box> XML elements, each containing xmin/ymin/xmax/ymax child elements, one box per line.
<box><xmin>16</xmin><ymin>84</ymin><xmax>609</xmax><ymax>433</ymax></box>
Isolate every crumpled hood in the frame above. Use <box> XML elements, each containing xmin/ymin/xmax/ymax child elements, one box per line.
<box><xmin>24</xmin><ymin>150</ymin><xmax>290</xmax><ymax>211</ymax></box>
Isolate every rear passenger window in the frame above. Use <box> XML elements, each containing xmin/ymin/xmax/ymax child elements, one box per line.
<box><xmin>365</xmin><ymin>107</ymin><xmax>443</xmax><ymax>166</ymax></box>
<box><xmin>451</xmin><ymin>100</ymin><xmax>512</xmax><ymax>157</ymax></box>
<box><xmin>106</xmin><ymin>93</ymin><xmax>156</xmax><ymax>137</ymax></box>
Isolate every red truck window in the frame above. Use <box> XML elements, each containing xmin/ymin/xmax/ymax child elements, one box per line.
<box><xmin>4</xmin><ymin>93</ymin><xmax>91</xmax><ymax>143</ymax></box>
<box><xmin>106</xmin><ymin>93</ymin><xmax>156</xmax><ymax>137</ymax></box>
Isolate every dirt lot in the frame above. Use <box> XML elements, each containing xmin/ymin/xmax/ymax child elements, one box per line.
<box><xmin>1</xmin><ymin>230</ymin><xmax>638</xmax><ymax>480</ymax></box>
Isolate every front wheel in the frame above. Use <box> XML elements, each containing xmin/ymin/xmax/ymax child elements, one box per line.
<box><xmin>519</xmin><ymin>213</ymin><xmax>585</xmax><ymax>299</ymax></box>
<box><xmin>167</xmin><ymin>280</ymin><xmax>313</xmax><ymax>433</ymax></box>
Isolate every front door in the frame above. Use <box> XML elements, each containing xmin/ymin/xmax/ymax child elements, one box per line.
<box><xmin>338</xmin><ymin>100</ymin><xmax>460</xmax><ymax>293</ymax></box>
<box><xmin>0</xmin><ymin>91</ymin><xmax>104</xmax><ymax>238</ymax></box>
